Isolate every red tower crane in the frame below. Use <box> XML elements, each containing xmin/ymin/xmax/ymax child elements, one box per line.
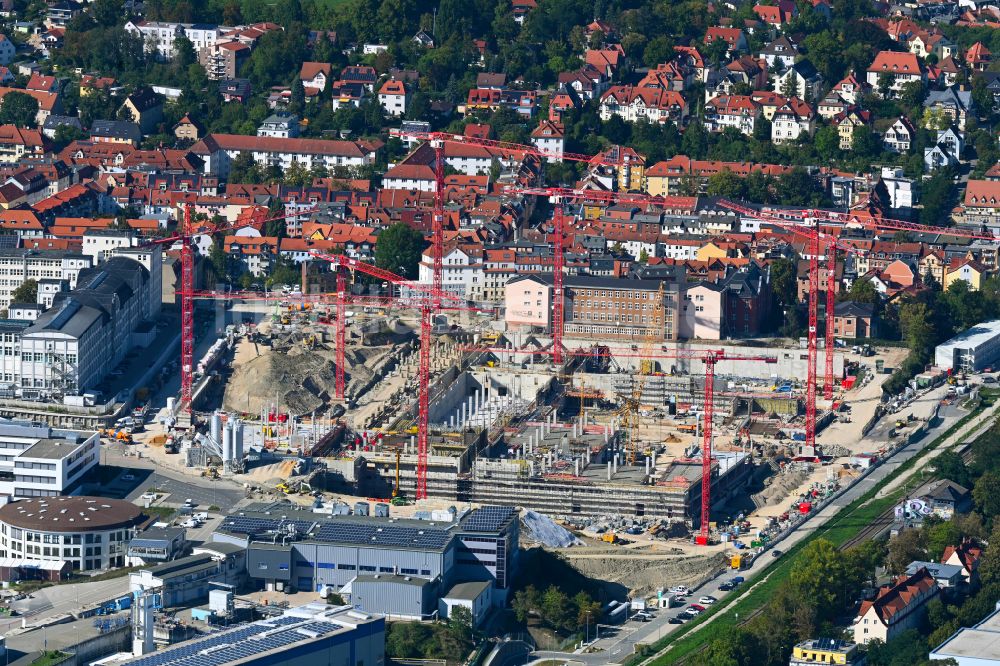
<box><xmin>464</xmin><ymin>343</ymin><xmax>774</xmax><ymax>542</ymax></box>
<box><xmin>310</xmin><ymin>251</ymin><xmax>470</xmax><ymax>500</ymax></box>
<box><xmin>152</xmin><ymin>204</ymin><xmax>318</xmax><ymax>411</ymax></box>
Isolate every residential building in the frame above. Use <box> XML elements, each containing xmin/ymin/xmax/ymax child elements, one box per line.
<box><xmin>966</xmin><ymin>41</ymin><xmax>991</xmax><ymax>71</ymax></box>
<box><xmin>944</xmin><ymin>257</ymin><xmax>988</xmax><ymax>290</ymax></box>
<box><xmin>0</xmin><ymin>87</ymin><xmax>62</xmax><ymax>126</ymax></box>
<box><xmin>941</xmin><ymin>539</ymin><xmax>983</xmax><ymax>584</ymax></box>
<box><xmin>41</xmin><ymin>114</ymin><xmax>82</xmax><ymax>140</ymax></box>
<box><xmin>0</xmin><ymin>34</ymin><xmax>14</xmax><ymax>65</ymax></box>
<box><xmin>119</xmin><ymin>88</ymin><xmax>163</xmax><ymax>134</ymax></box>
<box><xmin>329</xmin><ymin>81</ymin><xmax>366</xmax><ymax>110</ymax></box>
<box><xmin>124</xmin><ymin>21</ymin><xmax>230</xmax><ymax>61</ymax></box>
<box><xmin>377</xmin><ymin>78</ymin><xmax>411</xmax><ymax>117</ymax></box>
<box><xmin>705</xmin><ymin>95</ymin><xmax>760</xmax><ymax>135</ymax></box>
<box><xmin>925</xmin><ymin>127</ymin><xmax>963</xmax><ymax>171</ymax></box>
<box><xmin>704</xmin><ymin>27</ymin><xmax>748</xmax><ymax>53</ymax></box>
<box><xmin>90</xmin><ymin>119</ymin><xmax>142</xmax><ymax>145</ymax></box>
<box><xmin>963</xmin><ymin>180</ymin><xmax>1000</xmax><ymax>227</ymax></box>
<box><xmin>218</xmin><ymin>78</ymin><xmax>251</xmax><ymax>103</ymax></box>
<box><xmin>789</xmin><ymin>638</ymin><xmax>864</xmax><ymax>666</ymax></box>
<box><xmin>759</xmin><ymin>35</ymin><xmax>799</xmax><ymax>70</ymax></box>
<box><xmin>924</xmin><ymin>87</ymin><xmax>973</xmax><ymax>130</ymax></box>
<box><xmin>599</xmin><ymin>86</ymin><xmax>688</xmax><ymax>125</ymax></box>
<box><xmin>884</xmin><ymin>116</ymin><xmax>916</xmax><ymax>152</ymax></box>
<box><xmin>224</xmin><ymin>235</ymin><xmax>277</xmax><ymax>276</ymax></box>
<box><xmin>773</xmin><ymin>61</ymin><xmax>823</xmax><ymax>101</ymax></box>
<box><xmin>190</xmin><ymin>134</ymin><xmax>380</xmax><ymax>178</ymax></box>
<box><xmin>905</xmin><ymin>561</ymin><xmax>965</xmax><ymax>590</ymax></box>
<box><xmin>833</xmin><ymin>301</ymin><xmax>876</xmax><ymax>338</ymax></box>
<box><xmin>530</xmin><ymin>119</ymin><xmax>565</xmax><ymax>162</ymax></box>
<box><xmin>0</xmin><ymin>125</ymin><xmax>46</xmax><ymax>162</ymax></box>
<box><xmin>198</xmin><ymin>40</ymin><xmax>248</xmax><ymax>80</ymax></box>
<box><xmin>299</xmin><ymin>61</ymin><xmax>332</xmax><ymax>92</ymax></box>
<box><xmin>853</xmin><ymin>567</ymin><xmax>939</xmax><ymax>644</ymax></box>
<box><xmin>771</xmin><ymin>98</ymin><xmax>815</xmax><ymax>143</ymax></box>
<box><xmin>173</xmin><ymin>114</ymin><xmax>203</xmax><ymax>141</ymax></box>
<box><xmin>866</xmin><ymin>51</ymin><xmax>925</xmax><ymax>97</ymax></box>
<box><xmin>340</xmin><ymin>65</ymin><xmax>377</xmax><ymax>91</ymax></box>
<box><xmin>833</xmin><ymin>107</ymin><xmax>872</xmax><ymax>150</ymax></box>
<box><xmin>257</xmin><ymin>113</ymin><xmax>299</xmax><ymax>138</ymax></box>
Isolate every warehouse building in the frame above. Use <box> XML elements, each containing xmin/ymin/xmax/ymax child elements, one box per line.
<box><xmin>0</xmin><ymin>495</ymin><xmax>147</xmax><ymax>570</ymax></box>
<box><xmin>935</xmin><ymin>320</ymin><xmax>1000</xmax><ymax>372</ymax></box>
<box><xmin>213</xmin><ymin>503</ymin><xmax>518</xmax><ymax>616</ymax></box>
<box><xmin>0</xmin><ymin>421</ymin><xmax>99</xmax><ymax>497</ymax></box>
<box><xmin>119</xmin><ymin>602</ymin><xmax>385</xmax><ymax>666</ymax></box>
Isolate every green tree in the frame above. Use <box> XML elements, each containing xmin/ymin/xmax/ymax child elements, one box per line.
<box><xmin>374</xmin><ymin>222</ymin><xmax>425</xmax><ymax>279</ymax></box>
<box><xmin>886</xmin><ymin>528</ymin><xmax>926</xmax><ymax>574</ymax></box>
<box><xmin>10</xmin><ymin>278</ymin><xmax>37</xmax><ymax>303</ymax></box>
<box><xmin>0</xmin><ymin>91</ymin><xmax>40</xmax><ymax>127</ymax></box>
<box><xmin>851</xmin><ymin>125</ymin><xmax>880</xmax><ymax>158</ymax></box>
<box><xmin>788</xmin><ymin>539</ymin><xmax>849</xmax><ymax>621</ymax></box>
<box><xmin>923</xmin><ymin>518</ymin><xmax>962</xmax><ymax>561</ymax></box>
<box><xmin>843</xmin><ymin>278</ymin><xmax>879</xmax><ymax>305</ymax></box>
<box><xmin>693</xmin><ymin>627</ymin><xmax>764</xmax><ymax>666</ymax></box>
<box><xmin>541</xmin><ymin>586</ymin><xmax>572</xmax><ymax>631</ymax></box>
<box><xmin>512</xmin><ymin>584</ymin><xmax>540</xmax><ymax>623</ymax></box>
<box><xmin>706</xmin><ymin>168</ymin><xmax>746</xmax><ymax>198</ymax></box>
<box><xmin>898</xmin><ymin>299</ymin><xmax>937</xmax><ymax>353</ymax></box>
<box><xmin>974</xmin><ymin>471</ymin><xmax>1000</xmax><ymax>520</ymax></box>
<box><xmin>979</xmin><ymin>523</ymin><xmax>1000</xmax><ymax>586</ymax></box>
<box><xmin>933</xmin><ymin>450</ymin><xmax>972</xmax><ymax>488</ymax></box>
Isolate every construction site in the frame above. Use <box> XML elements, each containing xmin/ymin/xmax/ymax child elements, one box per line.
<box><xmin>133</xmin><ymin>134</ymin><xmax>946</xmax><ymax>594</ymax></box>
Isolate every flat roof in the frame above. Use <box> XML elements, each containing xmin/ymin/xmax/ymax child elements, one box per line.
<box><xmin>354</xmin><ymin>573</ymin><xmax>431</xmax><ymax>588</ymax></box>
<box><xmin>937</xmin><ymin>319</ymin><xmax>1000</xmax><ymax>351</ymax></box>
<box><xmin>22</xmin><ymin>437</ymin><xmax>84</xmax><ymax>460</ymax></box>
<box><xmin>146</xmin><ymin>554</ymin><xmax>217</xmax><ymax>580</ymax></box>
<box><xmin>121</xmin><ymin>604</ymin><xmax>382</xmax><ymax>666</ymax></box>
<box><xmin>0</xmin><ymin>497</ymin><xmax>144</xmax><ymax>532</ymax></box>
<box><xmin>932</xmin><ymin>627</ymin><xmax>1000</xmax><ymax>661</ymax></box>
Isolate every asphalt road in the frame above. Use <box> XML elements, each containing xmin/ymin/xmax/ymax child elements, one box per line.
<box><xmin>536</xmin><ymin>383</ymin><xmax>973</xmax><ymax>664</ymax></box>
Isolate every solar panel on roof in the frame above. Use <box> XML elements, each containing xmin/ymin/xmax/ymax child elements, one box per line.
<box><xmin>461</xmin><ymin>506</ymin><xmax>515</xmax><ymax>532</ymax></box>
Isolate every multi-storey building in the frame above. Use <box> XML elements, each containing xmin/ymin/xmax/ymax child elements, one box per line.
<box><xmin>0</xmin><ymin>423</ymin><xmax>100</xmax><ymax>498</ymax></box>
<box><xmin>191</xmin><ymin>134</ymin><xmax>380</xmax><ymax>178</ymax></box>
<box><xmin>0</xmin><ymin>248</ymin><xmax>91</xmax><ymax>309</ymax></box>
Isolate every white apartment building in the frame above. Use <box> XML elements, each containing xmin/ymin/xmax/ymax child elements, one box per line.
<box><xmin>0</xmin><ymin>249</ymin><xmax>91</xmax><ymax>309</ymax></box>
<box><xmin>191</xmin><ymin>134</ymin><xmax>378</xmax><ymax>179</ymax></box>
<box><xmin>81</xmin><ymin>229</ymin><xmax>137</xmax><ymax>265</ymax></box>
<box><xmin>124</xmin><ymin>21</ymin><xmax>226</xmax><ymax>61</ymax></box>
<box><xmin>0</xmin><ymin>422</ymin><xmax>99</xmax><ymax>498</ymax></box>
<box><xmin>417</xmin><ymin>247</ymin><xmax>483</xmax><ymax>301</ymax></box>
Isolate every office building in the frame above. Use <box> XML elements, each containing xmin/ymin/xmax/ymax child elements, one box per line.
<box><xmin>0</xmin><ymin>248</ymin><xmax>91</xmax><ymax>309</ymax></box>
<box><xmin>0</xmin><ymin>421</ymin><xmax>99</xmax><ymax>497</ymax></box>
<box><xmin>0</xmin><ymin>495</ymin><xmax>144</xmax><ymax>570</ymax></box>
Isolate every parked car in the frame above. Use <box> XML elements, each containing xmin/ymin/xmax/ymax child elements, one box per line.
<box><xmin>771</xmin><ymin>549</ymin><xmax>783</xmax><ymax>557</ymax></box>
<box><xmin>698</xmin><ymin>596</ymin><xmax>717</xmax><ymax>605</ymax></box>
<box><xmin>688</xmin><ymin>604</ymin><xmax>706</xmax><ymax>612</ymax></box>
<box><xmin>669</xmin><ymin>586</ymin><xmax>690</xmax><ymax>595</ymax></box>
<box><xmin>730</xmin><ymin>576</ymin><xmax>745</xmax><ymax>585</ymax></box>
<box><xmin>718</xmin><ymin>582</ymin><xmax>735</xmax><ymax>591</ymax></box>
<box><xmin>683</xmin><ymin>608</ymin><xmax>701</xmax><ymax>617</ymax></box>
<box><xmin>668</xmin><ymin>616</ymin><xmax>686</xmax><ymax>624</ymax></box>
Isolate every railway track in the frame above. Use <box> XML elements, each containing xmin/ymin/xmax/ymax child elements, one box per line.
<box><xmin>672</xmin><ymin>505</ymin><xmax>896</xmax><ymax>665</ymax></box>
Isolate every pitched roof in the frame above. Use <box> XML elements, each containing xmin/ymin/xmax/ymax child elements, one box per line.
<box><xmin>299</xmin><ymin>62</ymin><xmax>331</xmax><ymax>80</ymax></box>
<box><xmin>867</xmin><ymin>50</ymin><xmax>922</xmax><ymax>74</ymax></box>
<box><xmin>857</xmin><ymin>568</ymin><xmax>937</xmax><ymax>626</ymax></box>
